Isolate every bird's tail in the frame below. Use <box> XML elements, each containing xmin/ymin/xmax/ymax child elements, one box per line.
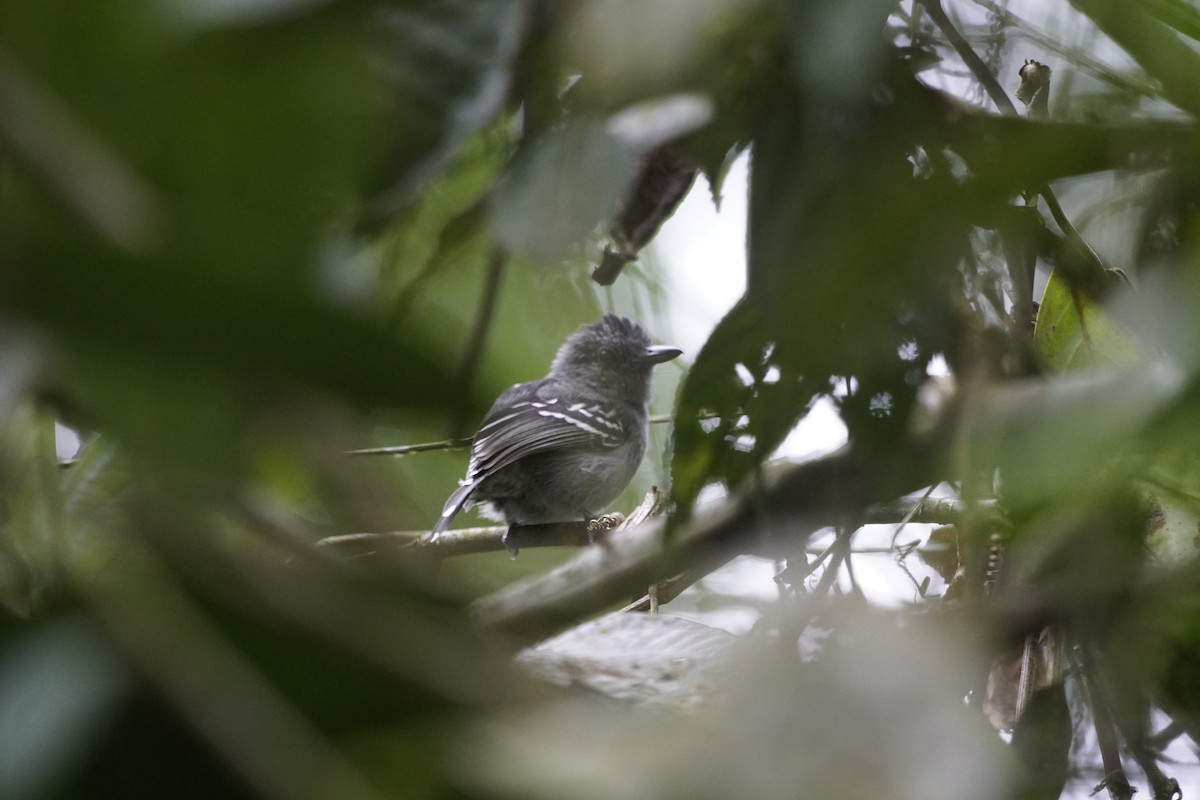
<box><xmin>430</xmin><ymin>482</ymin><xmax>475</xmax><ymax>539</ymax></box>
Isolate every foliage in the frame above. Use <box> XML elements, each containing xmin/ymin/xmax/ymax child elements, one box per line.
<box><xmin>3</xmin><ymin>1</ymin><xmax>1200</xmax><ymax>799</ymax></box>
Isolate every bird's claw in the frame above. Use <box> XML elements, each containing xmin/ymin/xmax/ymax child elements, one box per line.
<box><xmin>587</xmin><ymin>513</ymin><xmax>624</xmax><ymax>543</ymax></box>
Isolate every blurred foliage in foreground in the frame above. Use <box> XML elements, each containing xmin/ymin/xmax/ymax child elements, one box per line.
<box><xmin>4</xmin><ymin>0</ymin><xmax>1200</xmax><ymax>798</ymax></box>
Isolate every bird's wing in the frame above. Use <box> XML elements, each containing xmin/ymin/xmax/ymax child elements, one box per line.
<box><xmin>431</xmin><ymin>482</ymin><xmax>476</xmax><ymax>537</ymax></box>
<box><xmin>466</xmin><ymin>379</ymin><xmax>627</xmax><ymax>481</ymax></box>
<box><xmin>431</xmin><ymin>380</ymin><xmax>627</xmax><ymax>537</ymax></box>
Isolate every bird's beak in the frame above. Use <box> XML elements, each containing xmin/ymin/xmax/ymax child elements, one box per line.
<box><xmin>641</xmin><ymin>345</ymin><xmax>683</xmax><ymax>365</ymax></box>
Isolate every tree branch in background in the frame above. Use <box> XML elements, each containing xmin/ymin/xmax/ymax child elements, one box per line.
<box><xmin>592</xmin><ymin>148</ymin><xmax>697</xmax><ymax>285</ymax></box>
<box><xmin>346</xmin><ymin>437</ymin><xmax>475</xmax><ymax>458</ymax></box>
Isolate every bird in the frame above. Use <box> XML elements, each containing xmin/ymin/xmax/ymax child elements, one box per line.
<box><xmin>430</xmin><ymin>314</ymin><xmax>681</xmax><ymax>541</ymax></box>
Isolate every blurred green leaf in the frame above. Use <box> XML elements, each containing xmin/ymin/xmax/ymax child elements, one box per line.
<box><xmin>9</xmin><ymin>2</ymin><xmax>1200</xmax><ymax>797</ymax></box>
<box><xmin>672</xmin><ymin>58</ymin><xmax>969</xmax><ymax>512</ymax></box>
<box><xmin>1140</xmin><ymin>0</ymin><xmax>1200</xmax><ymax>43</ymax></box>
<box><xmin>362</xmin><ymin>0</ymin><xmax>525</xmax><ymax>223</ymax></box>
<box><xmin>1034</xmin><ymin>268</ymin><xmax>1142</xmax><ymax>371</ymax></box>
<box><xmin>491</xmin><ymin>119</ymin><xmax>641</xmax><ymax>263</ymax></box>
<box><xmin>967</xmin><ymin>363</ymin><xmax>1184</xmax><ymax>507</ymax></box>
<box><xmin>0</xmin><ymin>616</ymin><xmax>131</xmax><ymax>800</ymax></box>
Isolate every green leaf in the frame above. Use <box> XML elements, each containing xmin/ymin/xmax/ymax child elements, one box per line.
<box><xmin>967</xmin><ymin>364</ymin><xmax>1184</xmax><ymax>506</ymax></box>
<box><xmin>363</xmin><ymin>0</ymin><xmax>526</xmax><ymax>220</ymax></box>
<box><xmin>5</xmin><ymin>257</ymin><xmax>456</xmax><ymax>412</ymax></box>
<box><xmin>671</xmin><ymin>55</ymin><xmax>974</xmax><ymax>514</ymax></box>
<box><xmin>1033</xmin><ymin>268</ymin><xmax>1142</xmax><ymax>371</ymax></box>
<box><xmin>1140</xmin><ymin>0</ymin><xmax>1200</xmax><ymax>43</ymax></box>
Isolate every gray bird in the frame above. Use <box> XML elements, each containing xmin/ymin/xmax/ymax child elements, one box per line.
<box><xmin>431</xmin><ymin>314</ymin><xmax>681</xmax><ymax>539</ymax></box>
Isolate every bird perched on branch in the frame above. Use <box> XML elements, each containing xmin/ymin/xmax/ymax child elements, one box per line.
<box><xmin>431</xmin><ymin>314</ymin><xmax>681</xmax><ymax>541</ymax></box>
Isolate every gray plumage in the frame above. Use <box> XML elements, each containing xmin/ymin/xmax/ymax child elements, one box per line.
<box><xmin>431</xmin><ymin>314</ymin><xmax>680</xmax><ymax>538</ymax></box>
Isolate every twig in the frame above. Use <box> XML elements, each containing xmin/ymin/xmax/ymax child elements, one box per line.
<box><xmin>1146</xmin><ymin>720</ymin><xmax>1186</xmax><ymax>751</ymax></box>
<box><xmin>890</xmin><ymin>484</ymin><xmax>939</xmax><ymax>595</ymax></box>
<box><xmin>346</xmin><ymin>411</ymin><xmax>721</xmax><ymax>457</ymax></box>
<box><xmin>918</xmin><ymin>0</ymin><xmax>1018</xmax><ymax>115</ymax></box>
<box><xmin>1081</xmin><ymin>646</ymin><xmax>1137</xmax><ymax>800</ymax></box>
<box><xmin>315</xmin><ymin>495</ymin><xmax>974</xmax><ymax>559</ymax></box>
<box><xmin>593</xmin><ymin>149</ymin><xmax>697</xmax><ymax>286</ymax></box>
<box><xmin>319</xmin><ymin>521</ymin><xmax>593</xmax><ymax>559</ymax></box>
<box><xmin>347</xmin><ymin>437</ymin><xmax>474</xmax><ymax>457</ymax></box>
<box><xmin>622</xmin><ymin>568</ymin><xmax>708</xmax><ymax>612</ymax></box>
<box><xmin>812</xmin><ymin>526</ymin><xmax>854</xmax><ymax>597</ymax></box>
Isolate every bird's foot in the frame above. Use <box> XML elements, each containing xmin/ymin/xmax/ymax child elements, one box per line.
<box><xmin>586</xmin><ymin>513</ymin><xmax>624</xmax><ymax>543</ymax></box>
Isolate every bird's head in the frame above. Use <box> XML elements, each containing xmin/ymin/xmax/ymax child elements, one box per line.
<box><xmin>549</xmin><ymin>314</ymin><xmax>681</xmax><ymax>402</ymax></box>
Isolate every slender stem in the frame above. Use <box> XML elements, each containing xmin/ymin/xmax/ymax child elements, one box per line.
<box><xmin>1081</xmin><ymin>647</ymin><xmax>1137</xmax><ymax>800</ymax></box>
<box><xmin>346</xmin><ymin>412</ymin><xmax>722</xmax><ymax>457</ymax></box>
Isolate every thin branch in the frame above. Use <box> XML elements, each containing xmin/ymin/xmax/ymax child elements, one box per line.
<box><xmin>622</xmin><ymin>567</ymin><xmax>708</xmax><ymax>613</ymax></box>
<box><xmin>320</xmin><ymin>521</ymin><xmax>593</xmax><ymax>559</ymax></box>
<box><xmin>346</xmin><ymin>412</ymin><xmax>720</xmax><ymax>457</ymax></box>
<box><xmin>315</xmin><ymin>495</ymin><xmax>973</xmax><ymax>559</ymax></box>
<box><xmin>918</xmin><ymin>0</ymin><xmax>1018</xmax><ymax>115</ymax></box>
<box><xmin>812</xmin><ymin>526</ymin><xmax>853</xmax><ymax>597</ymax></box>
<box><xmin>1147</xmin><ymin>720</ymin><xmax>1187</xmax><ymax>751</ymax></box>
<box><xmin>347</xmin><ymin>437</ymin><xmax>475</xmax><ymax>458</ymax></box>
<box><xmin>622</xmin><ymin>534</ymin><xmax>952</xmax><ymax>614</ymax></box>
<box><xmin>1081</xmin><ymin>645</ymin><xmax>1137</xmax><ymax>800</ymax></box>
